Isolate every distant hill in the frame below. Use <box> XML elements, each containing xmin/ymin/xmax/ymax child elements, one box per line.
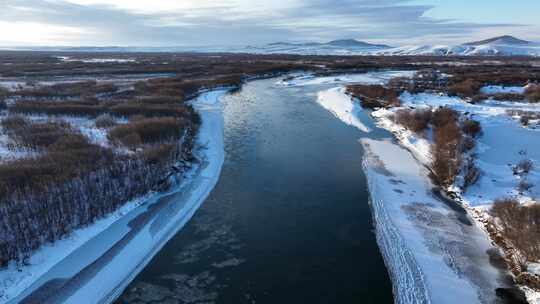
<box><xmin>326</xmin><ymin>39</ymin><xmax>390</xmax><ymax>48</ymax></box>
<box><xmin>464</xmin><ymin>35</ymin><xmax>531</xmax><ymax>46</ymax></box>
<box><xmin>267</xmin><ymin>39</ymin><xmax>390</xmax><ymax>49</ymax></box>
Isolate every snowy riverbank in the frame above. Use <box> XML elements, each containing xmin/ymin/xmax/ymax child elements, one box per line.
<box><xmin>309</xmin><ymin>74</ymin><xmax>520</xmax><ymax>303</ymax></box>
<box><xmin>1</xmin><ymin>89</ymin><xmax>229</xmax><ymax>303</ymax></box>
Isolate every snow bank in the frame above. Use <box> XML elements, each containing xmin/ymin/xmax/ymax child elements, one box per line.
<box><xmin>276</xmin><ymin>70</ymin><xmax>415</xmax><ymax>87</ymax></box>
<box><xmin>362</xmin><ymin>138</ymin><xmax>504</xmax><ymax>304</ymax></box>
<box><xmin>2</xmin><ymin>89</ymin><xmax>228</xmax><ymax>304</ymax></box>
<box><xmin>316</xmin><ymin>87</ymin><xmax>370</xmax><ymax>132</ymax></box>
<box><xmin>480</xmin><ymin>85</ymin><xmax>525</xmax><ymax>95</ymax></box>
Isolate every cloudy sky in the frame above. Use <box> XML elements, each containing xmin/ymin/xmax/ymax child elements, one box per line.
<box><xmin>1</xmin><ymin>0</ymin><xmax>539</xmax><ymax>46</ymax></box>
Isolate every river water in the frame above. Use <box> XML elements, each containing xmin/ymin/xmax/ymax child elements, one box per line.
<box><xmin>117</xmin><ymin>77</ymin><xmax>394</xmax><ymax>303</ymax></box>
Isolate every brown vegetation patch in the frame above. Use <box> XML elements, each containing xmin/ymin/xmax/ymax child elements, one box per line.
<box><xmin>346</xmin><ymin>84</ymin><xmax>400</xmax><ymax>109</ymax></box>
<box><xmin>393</xmin><ymin>108</ymin><xmax>432</xmax><ymax>133</ymax></box>
<box><xmin>490</xmin><ymin>198</ymin><xmax>540</xmax><ymax>264</ymax></box>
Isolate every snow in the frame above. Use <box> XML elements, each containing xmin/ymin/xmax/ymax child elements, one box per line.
<box><xmin>1</xmin><ymin>89</ymin><xmax>229</xmax><ymax>303</ymax></box>
<box><xmin>362</xmin><ymin>138</ymin><xmax>505</xmax><ymax>304</ymax></box>
<box><xmin>313</xmin><ymin>80</ymin><xmax>533</xmax><ymax>303</ymax></box>
<box><xmin>480</xmin><ymin>85</ymin><xmax>526</xmax><ymax>95</ymax></box>
<box><xmin>375</xmin><ymin>43</ymin><xmax>540</xmax><ymax>57</ymax></box>
<box><xmin>396</xmin><ymin>92</ymin><xmax>540</xmax><ymax>208</ymax></box>
<box><xmin>316</xmin><ymin>87</ymin><xmax>370</xmax><ymax>133</ymax></box>
<box><xmin>0</xmin><ymin>192</ymin><xmax>153</xmax><ymax>302</ymax></box>
<box><xmin>240</xmin><ymin>41</ymin><xmax>540</xmax><ymax>57</ymax></box>
<box><xmin>57</xmin><ymin>56</ymin><xmax>137</xmax><ymax>63</ymax></box>
<box><xmin>276</xmin><ymin>70</ymin><xmax>416</xmax><ymax>87</ymax></box>
<box><xmin>371</xmin><ymin>108</ymin><xmax>433</xmax><ymax>165</ymax></box>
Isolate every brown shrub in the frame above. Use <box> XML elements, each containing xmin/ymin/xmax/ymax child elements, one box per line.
<box><xmin>137</xmin><ymin>96</ymin><xmax>180</xmax><ymax>105</ymax></box>
<box><xmin>462</xmin><ymin>136</ymin><xmax>476</xmax><ymax>152</ymax></box>
<box><xmin>432</xmin><ymin>107</ymin><xmax>458</xmax><ymax>127</ymax></box>
<box><xmin>520</xmin><ymin>116</ymin><xmax>530</xmax><ymax>126</ymax></box>
<box><xmin>470</xmin><ymin>94</ymin><xmax>488</xmax><ymax>104</ymax></box>
<box><xmin>1</xmin><ymin>115</ymin><xmax>27</xmax><ymax>131</ymax></box>
<box><xmin>108</xmin><ymin>102</ymin><xmax>188</xmax><ymax>118</ymax></box>
<box><xmin>2</xmin><ymin>118</ymin><xmax>72</xmax><ymax>149</ymax></box>
<box><xmin>15</xmin><ymin>80</ymin><xmax>117</xmax><ymax>98</ymax></box>
<box><xmin>448</xmin><ymin>79</ymin><xmax>482</xmax><ymax>98</ymax></box>
<box><xmin>10</xmin><ymin>99</ymin><xmax>105</xmax><ymax>116</ymax></box>
<box><xmin>143</xmin><ymin>143</ymin><xmax>176</xmax><ymax>165</ymax></box>
<box><xmin>431</xmin><ymin>108</ymin><xmax>462</xmax><ymax>186</ymax></box>
<box><xmin>108</xmin><ymin>117</ymin><xmax>185</xmax><ymax>147</ymax></box>
<box><xmin>95</xmin><ymin>114</ymin><xmax>116</xmax><ymax>128</ymax></box>
<box><xmin>490</xmin><ymin>93</ymin><xmax>524</xmax><ymax>101</ymax></box>
<box><xmin>514</xmin><ymin>159</ymin><xmax>534</xmax><ymax>175</ymax></box>
<box><xmin>346</xmin><ymin>85</ymin><xmax>400</xmax><ymax>109</ymax></box>
<box><xmin>490</xmin><ymin>198</ymin><xmax>540</xmax><ymax>263</ymax></box>
<box><xmin>0</xmin><ymin>133</ymin><xmax>113</xmax><ymax>196</ymax></box>
<box><xmin>525</xmin><ymin>85</ymin><xmax>540</xmax><ymax>103</ymax></box>
<box><xmin>462</xmin><ymin>158</ymin><xmax>480</xmax><ymax>189</ymax></box>
<box><xmin>461</xmin><ymin>119</ymin><xmax>481</xmax><ymax>137</ymax></box>
<box><xmin>394</xmin><ymin>108</ymin><xmax>432</xmax><ymax>133</ymax></box>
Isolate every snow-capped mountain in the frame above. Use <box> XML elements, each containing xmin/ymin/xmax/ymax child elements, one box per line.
<box><xmin>376</xmin><ymin>35</ymin><xmax>540</xmax><ymax>56</ymax></box>
<box><xmin>243</xmin><ymin>35</ymin><xmax>540</xmax><ymax>57</ymax></box>
<box><xmin>242</xmin><ymin>39</ymin><xmax>391</xmax><ymax>55</ymax></box>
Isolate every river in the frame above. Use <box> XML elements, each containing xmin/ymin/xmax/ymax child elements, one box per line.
<box><xmin>117</xmin><ymin>77</ymin><xmax>394</xmax><ymax>303</ymax></box>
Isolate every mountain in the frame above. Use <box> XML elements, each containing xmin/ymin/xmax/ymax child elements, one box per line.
<box><xmin>376</xmin><ymin>35</ymin><xmax>540</xmax><ymax>57</ymax></box>
<box><xmin>243</xmin><ymin>39</ymin><xmax>391</xmax><ymax>55</ymax></box>
<box><xmin>326</xmin><ymin>39</ymin><xmax>390</xmax><ymax>48</ymax></box>
<box><xmin>464</xmin><ymin>35</ymin><xmax>531</xmax><ymax>46</ymax></box>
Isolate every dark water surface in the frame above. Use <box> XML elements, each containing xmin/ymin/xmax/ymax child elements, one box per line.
<box><xmin>117</xmin><ymin>78</ymin><xmax>393</xmax><ymax>303</ymax></box>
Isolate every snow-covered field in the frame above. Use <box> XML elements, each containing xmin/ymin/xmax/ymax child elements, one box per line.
<box><xmin>0</xmin><ymin>89</ymin><xmax>229</xmax><ymax>303</ymax></box>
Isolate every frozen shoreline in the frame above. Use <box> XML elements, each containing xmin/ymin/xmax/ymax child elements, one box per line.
<box><xmin>314</xmin><ymin>82</ymin><xmax>515</xmax><ymax>304</ymax></box>
<box><xmin>1</xmin><ymin>89</ymin><xmax>229</xmax><ymax>303</ymax></box>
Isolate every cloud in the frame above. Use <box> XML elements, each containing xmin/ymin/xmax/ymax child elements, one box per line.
<box><xmin>0</xmin><ymin>0</ymin><xmax>528</xmax><ymax>46</ymax></box>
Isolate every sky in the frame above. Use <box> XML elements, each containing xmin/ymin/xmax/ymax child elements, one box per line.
<box><xmin>1</xmin><ymin>0</ymin><xmax>539</xmax><ymax>47</ymax></box>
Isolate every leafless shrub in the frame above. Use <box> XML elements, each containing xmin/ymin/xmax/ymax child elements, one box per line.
<box><xmin>490</xmin><ymin>93</ymin><xmax>524</xmax><ymax>101</ymax></box>
<box><xmin>470</xmin><ymin>94</ymin><xmax>488</xmax><ymax>104</ymax></box>
<box><xmin>490</xmin><ymin>198</ymin><xmax>540</xmax><ymax>263</ymax></box>
<box><xmin>461</xmin><ymin>136</ymin><xmax>476</xmax><ymax>152</ymax></box>
<box><xmin>448</xmin><ymin>79</ymin><xmax>482</xmax><ymax>98</ymax></box>
<box><xmin>95</xmin><ymin>114</ymin><xmax>116</xmax><ymax>129</ymax></box>
<box><xmin>108</xmin><ymin>117</ymin><xmax>185</xmax><ymax>147</ymax></box>
<box><xmin>517</xmin><ymin>180</ymin><xmax>534</xmax><ymax>194</ymax></box>
<box><xmin>513</xmin><ymin>159</ymin><xmax>534</xmax><ymax>175</ymax></box>
<box><xmin>520</xmin><ymin>115</ymin><xmax>530</xmax><ymax>126</ymax></box>
<box><xmin>394</xmin><ymin>108</ymin><xmax>432</xmax><ymax>133</ymax></box>
<box><xmin>525</xmin><ymin>84</ymin><xmax>540</xmax><ymax>103</ymax></box>
<box><xmin>431</xmin><ymin>107</ymin><xmax>462</xmax><ymax>186</ymax></box>
<box><xmin>432</xmin><ymin>107</ymin><xmax>458</xmax><ymax>127</ymax></box>
<box><xmin>462</xmin><ymin>158</ymin><xmax>480</xmax><ymax>189</ymax></box>
<box><xmin>461</xmin><ymin>119</ymin><xmax>481</xmax><ymax>137</ymax></box>
<box><xmin>346</xmin><ymin>85</ymin><xmax>400</xmax><ymax>109</ymax></box>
